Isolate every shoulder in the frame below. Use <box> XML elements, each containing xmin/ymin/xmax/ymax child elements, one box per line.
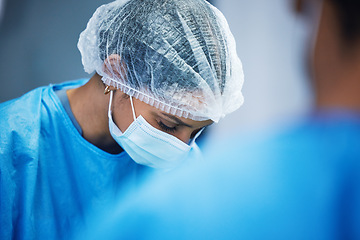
<box><xmin>0</xmin><ymin>80</ymin><xmax>86</xmax><ymax>152</ymax></box>
<box><xmin>222</xmin><ymin>115</ymin><xmax>360</xmax><ymax>161</ymax></box>
<box><xmin>0</xmin><ymin>79</ymin><xmax>88</xmax><ymax>125</ymax></box>
<box><xmin>199</xmin><ymin>115</ymin><xmax>360</xmax><ymax>191</ymax></box>
<box><xmin>0</xmin><ymin>79</ymin><xmax>89</xmax><ymax>152</ymax></box>
<box><xmin>0</xmin><ymin>86</ymin><xmax>47</xmax><ymax>132</ymax></box>
<box><xmin>0</xmin><ymin>86</ymin><xmax>48</xmax><ymax>159</ymax></box>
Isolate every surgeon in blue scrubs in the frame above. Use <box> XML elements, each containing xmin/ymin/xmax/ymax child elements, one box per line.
<box><xmin>77</xmin><ymin>0</ymin><xmax>360</xmax><ymax>239</ymax></box>
<box><xmin>0</xmin><ymin>0</ymin><xmax>244</xmax><ymax>239</ymax></box>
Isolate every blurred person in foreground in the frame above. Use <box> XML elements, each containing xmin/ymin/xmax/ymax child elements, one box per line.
<box><xmin>0</xmin><ymin>0</ymin><xmax>5</xmax><ymax>23</ymax></box>
<box><xmin>77</xmin><ymin>0</ymin><xmax>360</xmax><ymax>239</ymax></box>
<box><xmin>0</xmin><ymin>0</ymin><xmax>244</xmax><ymax>239</ymax></box>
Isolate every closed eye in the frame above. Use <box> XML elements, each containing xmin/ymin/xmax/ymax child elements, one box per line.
<box><xmin>158</xmin><ymin>121</ymin><xmax>177</xmax><ymax>133</ymax></box>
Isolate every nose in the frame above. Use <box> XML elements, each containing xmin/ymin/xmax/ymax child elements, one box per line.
<box><xmin>173</xmin><ymin>130</ymin><xmax>192</xmax><ymax>144</ymax></box>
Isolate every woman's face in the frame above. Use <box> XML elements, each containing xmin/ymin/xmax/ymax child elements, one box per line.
<box><xmin>111</xmin><ymin>91</ymin><xmax>213</xmax><ymax>144</ymax></box>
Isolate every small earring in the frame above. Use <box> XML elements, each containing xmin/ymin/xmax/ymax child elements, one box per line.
<box><xmin>104</xmin><ymin>86</ymin><xmax>111</xmax><ymax>95</ymax></box>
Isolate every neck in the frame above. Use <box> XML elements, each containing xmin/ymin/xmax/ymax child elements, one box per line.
<box><xmin>315</xmin><ymin>50</ymin><xmax>360</xmax><ymax>112</ymax></box>
<box><xmin>67</xmin><ymin>74</ymin><xmax>123</xmax><ymax>154</ymax></box>
<box><xmin>313</xmin><ymin>1</ymin><xmax>360</xmax><ymax>113</ymax></box>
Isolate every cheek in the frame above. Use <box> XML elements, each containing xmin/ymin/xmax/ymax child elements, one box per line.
<box><xmin>139</xmin><ymin>113</ymin><xmax>161</xmax><ymax>130</ymax></box>
<box><xmin>312</xmin><ymin>2</ymin><xmax>343</xmax><ymax>87</ymax></box>
<box><xmin>140</xmin><ymin>116</ymin><xmax>191</xmax><ymax>143</ymax></box>
<box><xmin>190</xmin><ymin>128</ymin><xmax>202</xmax><ymax>139</ymax></box>
<box><xmin>112</xmin><ymin>97</ymin><xmax>134</xmax><ymax>132</ymax></box>
<box><xmin>176</xmin><ymin>126</ymin><xmax>205</xmax><ymax>144</ymax></box>
<box><xmin>112</xmin><ymin>111</ymin><xmax>133</xmax><ymax>133</ymax></box>
<box><xmin>174</xmin><ymin>130</ymin><xmax>193</xmax><ymax>144</ymax></box>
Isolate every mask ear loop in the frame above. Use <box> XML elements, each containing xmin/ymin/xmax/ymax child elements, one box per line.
<box><xmin>194</xmin><ymin>127</ymin><xmax>204</xmax><ymax>140</ymax></box>
<box><xmin>310</xmin><ymin>0</ymin><xmax>324</xmax><ymax>70</ymax></box>
<box><xmin>189</xmin><ymin>127</ymin><xmax>205</xmax><ymax>145</ymax></box>
<box><xmin>108</xmin><ymin>90</ymin><xmax>114</xmax><ymax>119</ymax></box>
<box><xmin>129</xmin><ymin>96</ymin><xmax>137</xmax><ymax>121</ymax></box>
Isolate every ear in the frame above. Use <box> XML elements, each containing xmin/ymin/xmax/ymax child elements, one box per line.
<box><xmin>105</xmin><ymin>85</ymin><xmax>117</xmax><ymax>92</ymax></box>
<box><xmin>102</xmin><ymin>54</ymin><xmax>127</xmax><ymax>83</ymax></box>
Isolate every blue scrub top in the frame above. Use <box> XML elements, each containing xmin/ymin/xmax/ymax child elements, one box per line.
<box><xmin>0</xmin><ymin>80</ymin><xmax>149</xmax><ymax>239</ymax></box>
<box><xmin>77</xmin><ymin>111</ymin><xmax>360</xmax><ymax>240</ymax></box>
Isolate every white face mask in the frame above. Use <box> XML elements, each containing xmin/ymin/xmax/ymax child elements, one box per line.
<box><xmin>108</xmin><ymin>91</ymin><xmax>202</xmax><ymax>170</ymax></box>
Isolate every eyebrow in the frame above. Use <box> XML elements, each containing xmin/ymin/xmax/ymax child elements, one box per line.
<box><xmin>161</xmin><ymin>113</ymin><xmax>193</xmax><ymax>128</ymax></box>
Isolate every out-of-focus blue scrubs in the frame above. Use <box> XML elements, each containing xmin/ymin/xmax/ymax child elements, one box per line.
<box><xmin>78</xmin><ymin>111</ymin><xmax>360</xmax><ymax>240</ymax></box>
<box><xmin>0</xmin><ymin>80</ymin><xmax>149</xmax><ymax>239</ymax></box>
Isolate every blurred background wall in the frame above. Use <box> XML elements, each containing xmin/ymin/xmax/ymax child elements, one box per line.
<box><xmin>208</xmin><ymin>0</ymin><xmax>313</xmax><ymax>139</ymax></box>
<box><xmin>0</xmin><ymin>0</ymin><xmax>109</xmax><ymax>102</ymax></box>
<box><xmin>0</xmin><ymin>0</ymin><xmax>312</xmax><ymax>138</ymax></box>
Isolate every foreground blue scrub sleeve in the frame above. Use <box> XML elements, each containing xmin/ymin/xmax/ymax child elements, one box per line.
<box><xmin>77</xmin><ymin>112</ymin><xmax>360</xmax><ymax>240</ymax></box>
<box><xmin>0</xmin><ymin>80</ymin><xmax>149</xmax><ymax>239</ymax></box>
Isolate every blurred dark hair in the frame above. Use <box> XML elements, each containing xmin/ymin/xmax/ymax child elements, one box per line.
<box><xmin>329</xmin><ymin>0</ymin><xmax>360</xmax><ymax>42</ymax></box>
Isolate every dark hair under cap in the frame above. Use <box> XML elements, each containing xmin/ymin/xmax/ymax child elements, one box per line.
<box><xmin>329</xmin><ymin>0</ymin><xmax>360</xmax><ymax>43</ymax></box>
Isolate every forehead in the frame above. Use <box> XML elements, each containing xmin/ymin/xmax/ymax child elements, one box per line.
<box><xmin>133</xmin><ymin>98</ymin><xmax>213</xmax><ymax>127</ymax></box>
<box><xmin>161</xmin><ymin>111</ymin><xmax>214</xmax><ymax>128</ymax></box>
<box><xmin>129</xmin><ymin>90</ymin><xmax>212</xmax><ymax>124</ymax></box>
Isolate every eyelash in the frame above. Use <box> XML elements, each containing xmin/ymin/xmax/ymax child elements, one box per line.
<box><xmin>158</xmin><ymin>121</ymin><xmax>177</xmax><ymax>133</ymax></box>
